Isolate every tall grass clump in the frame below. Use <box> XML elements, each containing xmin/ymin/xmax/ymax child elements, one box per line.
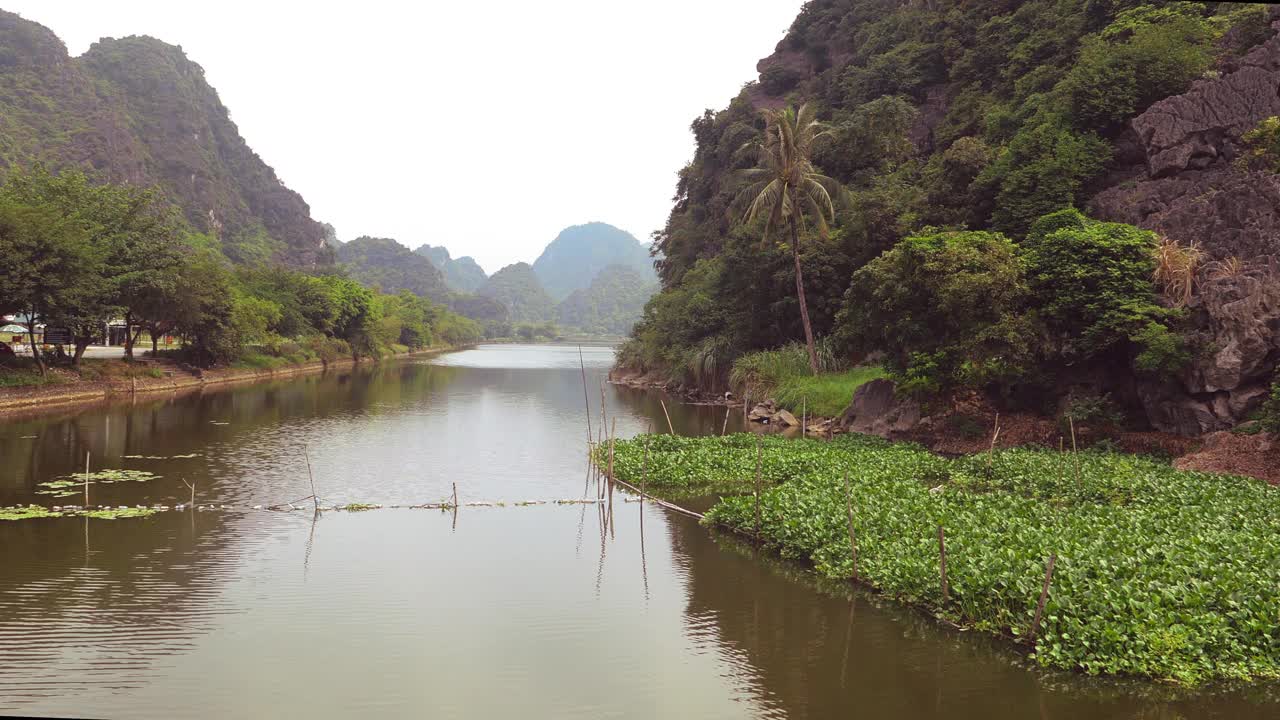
<box><xmin>605</xmin><ymin>434</ymin><xmax>1280</xmax><ymax>685</ymax></box>
<box><xmin>1152</xmin><ymin>235</ymin><xmax>1201</xmax><ymax>308</ymax></box>
<box><xmin>730</xmin><ymin>340</ymin><xmax>879</xmax><ymax>415</ymax></box>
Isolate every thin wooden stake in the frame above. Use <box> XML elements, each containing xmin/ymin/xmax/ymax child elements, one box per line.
<box><xmin>986</xmin><ymin>413</ymin><xmax>1002</xmax><ymax>470</ymax></box>
<box><xmin>84</xmin><ymin>451</ymin><xmax>90</xmax><ymax>507</ymax></box>
<box><xmin>641</xmin><ymin>427</ymin><xmax>650</xmax><ymax>501</ymax></box>
<box><xmin>182</xmin><ymin>478</ymin><xmax>197</xmax><ymax>507</ymax></box>
<box><xmin>1069</xmin><ymin>415</ymin><xmax>1080</xmax><ymax>485</ymax></box>
<box><xmin>722</xmin><ymin>406</ymin><xmax>731</xmax><ymax>436</ymax></box>
<box><xmin>802</xmin><ymin>396</ymin><xmax>807</xmax><ymax>439</ymax></box>
<box><xmin>843</xmin><ymin>471</ymin><xmax>857</xmax><ymax>581</ymax></box>
<box><xmin>754</xmin><ymin>434</ymin><xmax>763</xmax><ymax>540</ymax></box>
<box><xmin>659</xmin><ymin>398</ymin><xmax>675</xmax><ymax>435</ymax></box>
<box><xmin>938</xmin><ymin>524</ymin><xmax>949</xmax><ymax>604</ymax></box>
<box><xmin>1031</xmin><ymin>553</ymin><xmax>1058</xmax><ymax>641</ymax></box>
<box><xmin>304</xmin><ymin>444</ymin><xmax>319</xmax><ymax>512</ymax></box>
<box><xmin>579</xmin><ymin>345</ymin><xmax>592</xmax><ymax>444</ymax></box>
<box><xmin>452</xmin><ymin>482</ymin><xmax>459</xmax><ymax>509</ymax></box>
<box><xmin>606</xmin><ymin>418</ymin><xmax>617</xmax><ymax>482</ymax></box>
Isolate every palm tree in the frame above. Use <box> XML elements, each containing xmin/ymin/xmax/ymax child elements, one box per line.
<box><xmin>738</xmin><ymin>103</ymin><xmax>841</xmax><ymax>374</ymax></box>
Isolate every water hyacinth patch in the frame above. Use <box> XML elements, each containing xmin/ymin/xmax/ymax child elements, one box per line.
<box><xmin>604</xmin><ymin>434</ymin><xmax>1280</xmax><ymax>685</ymax></box>
<box><xmin>36</xmin><ymin>470</ymin><xmax>160</xmax><ymax>497</ymax></box>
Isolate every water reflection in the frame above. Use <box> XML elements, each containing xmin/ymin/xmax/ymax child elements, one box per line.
<box><xmin>0</xmin><ymin>345</ymin><xmax>1275</xmax><ymax>719</ymax></box>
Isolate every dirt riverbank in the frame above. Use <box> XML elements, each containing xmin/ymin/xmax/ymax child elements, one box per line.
<box><xmin>0</xmin><ymin>346</ymin><xmax>461</xmax><ymax>421</ymax></box>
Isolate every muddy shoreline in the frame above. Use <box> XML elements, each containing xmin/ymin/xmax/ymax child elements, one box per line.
<box><xmin>0</xmin><ymin>345</ymin><xmax>463</xmax><ymax>421</ymax></box>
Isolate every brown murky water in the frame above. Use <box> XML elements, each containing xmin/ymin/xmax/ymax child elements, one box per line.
<box><xmin>0</xmin><ymin>345</ymin><xmax>1275</xmax><ymax>719</ymax></box>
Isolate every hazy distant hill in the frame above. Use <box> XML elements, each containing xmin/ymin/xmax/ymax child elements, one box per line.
<box><xmin>556</xmin><ymin>264</ymin><xmax>657</xmax><ymax>336</ymax></box>
<box><xmin>531</xmin><ymin>222</ymin><xmax>655</xmax><ymax>301</ymax></box>
<box><xmin>337</xmin><ymin>237</ymin><xmax>451</xmax><ymax>302</ymax></box>
<box><xmin>414</xmin><ymin>245</ymin><xmax>488</xmax><ymax>293</ymax></box>
<box><xmin>0</xmin><ymin>12</ymin><xmax>328</xmax><ymax>266</ymax></box>
<box><xmin>478</xmin><ymin>262</ymin><xmax>555</xmax><ymax>324</ymax></box>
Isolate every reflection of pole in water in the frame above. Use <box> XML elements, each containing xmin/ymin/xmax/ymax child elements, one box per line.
<box><xmin>304</xmin><ymin>509</ymin><xmax>320</xmax><ymax>579</ymax></box>
<box><xmin>840</xmin><ymin>595</ymin><xmax>857</xmax><ymax>688</ymax></box>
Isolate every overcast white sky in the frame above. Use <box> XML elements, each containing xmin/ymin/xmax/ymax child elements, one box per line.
<box><xmin>7</xmin><ymin>1</ymin><xmax>805</xmax><ymax>273</ymax></box>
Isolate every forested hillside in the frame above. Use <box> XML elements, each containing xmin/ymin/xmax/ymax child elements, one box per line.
<box><xmin>621</xmin><ymin>0</ymin><xmax>1280</xmax><ymax>435</ymax></box>
<box><xmin>0</xmin><ymin>11</ymin><xmax>328</xmax><ymax>266</ymax></box>
<box><xmin>414</xmin><ymin>245</ymin><xmax>488</xmax><ymax>293</ymax></box>
<box><xmin>478</xmin><ymin>263</ymin><xmax>556</xmax><ymax>324</ymax></box>
<box><xmin>557</xmin><ymin>265</ymin><xmax>658</xmax><ymax>336</ymax></box>
<box><xmin>337</xmin><ymin>237</ymin><xmax>452</xmax><ymax>302</ymax></box>
<box><xmin>531</xmin><ymin>222</ymin><xmax>655</xmax><ymax>301</ymax></box>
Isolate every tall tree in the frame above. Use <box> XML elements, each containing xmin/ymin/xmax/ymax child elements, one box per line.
<box><xmin>738</xmin><ymin>103</ymin><xmax>842</xmax><ymax>373</ymax></box>
<box><xmin>0</xmin><ymin>196</ymin><xmax>97</xmax><ymax>374</ymax></box>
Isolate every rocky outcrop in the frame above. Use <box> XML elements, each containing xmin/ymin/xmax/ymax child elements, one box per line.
<box><xmin>838</xmin><ymin>379</ymin><xmax>921</xmax><ymax>438</ymax></box>
<box><xmin>1089</xmin><ymin>21</ymin><xmax>1280</xmax><ymax>434</ymax></box>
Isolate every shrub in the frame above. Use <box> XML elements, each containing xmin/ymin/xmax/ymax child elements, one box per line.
<box><xmin>1022</xmin><ymin>208</ymin><xmax>1182</xmax><ymax>365</ymax></box>
<box><xmin>1236</xmin><ymin>116</ymin><xmax>1280</xmax><ymax>173</ymax></box>
<box><xmin>835</xmin><ymin>229</ymin><xmax>1036</xmax><ymax>392</ymax></box>
<box><xmin>1262</xmin><ymin>379</ymin><xmax>1280</xmax><ymax>434</ymax></box>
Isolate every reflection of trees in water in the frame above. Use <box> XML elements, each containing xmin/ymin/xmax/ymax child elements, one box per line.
<box><xmin>0</xmin><ymin>363</ymin><xmax>468</xmax><ymax>505</ymax></box>
<box><xmin>664</xmin><ymin>519</ymin><xmax>1277</xmax><ymax>719</ymax></box>
<box><xmin>0</xmin><ymin>507</ymin><xmax>259</xmax><ymax>706</ymax></box>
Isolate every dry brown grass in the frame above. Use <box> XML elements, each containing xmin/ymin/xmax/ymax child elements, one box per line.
<box><xmin>1152</xmin><ymin>235</ymin><xmax>1202</xmax><ymax>307</ymax></box>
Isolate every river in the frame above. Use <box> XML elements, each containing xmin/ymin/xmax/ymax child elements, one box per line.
<box><xmin>0</xmin><ymin>344</ymin><xmax>1274</xmax><ymax>718</ymax></box>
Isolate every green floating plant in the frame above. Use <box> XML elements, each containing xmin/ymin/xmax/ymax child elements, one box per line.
<box><xmin>606</xmin><ymin>433</ymin><xmax>1280</xmax><ymax>685</ymax></box>
<box><xmin>36</xmin><ymin>469</ymin><xmax>161</xmax><ymax>497</ymax></box>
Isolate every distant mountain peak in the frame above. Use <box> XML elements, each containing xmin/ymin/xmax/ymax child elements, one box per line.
<box><xmin>531</xmin><ymin>222</ymin><xmax>655</xmax><ymax>301</ymax></box>
<box><xmin>414</xmin><ymin>244</ymin><xmax>488</xmax><ymax>293</ymax></box>
<box><xmin>0</xmin><ymin>13</ymin><xmax>328</xmax><ymax>267</ymax></box>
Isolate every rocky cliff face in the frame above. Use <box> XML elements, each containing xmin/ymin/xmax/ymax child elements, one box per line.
<box><xmin>0</xmin><ymin>12</ymin><xmax>327</xmax><ymax>267</ymax></box>
<box><xmin>1090</xmin><ymin>21</ymin><xmax>1280</xmax><ymax>434</ymax></box>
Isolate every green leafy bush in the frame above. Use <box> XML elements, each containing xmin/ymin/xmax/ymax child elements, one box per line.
<box><xmin>1261</xmin><ymin>379</ymin><xmax>1280</xmax><ymax>434</ymax></box>
<box><xmin>1237</xmin><ymin>116</ymin><xmax>1280</xmax><ymax>173</ymax></box>
<box><xmin>1023</xmin><ymin>209</ymin><xmax>1182</xmax><ymax>365</ymax></box>
<box><xmin>835</xmin><ymin>229</ymin><xmax>1036</xmax><ymax>392</ymax></box>
<box><xmin>606</xmin><ymin>434</ymin><xmax>1280</xmax><ymax>684</ymax></box>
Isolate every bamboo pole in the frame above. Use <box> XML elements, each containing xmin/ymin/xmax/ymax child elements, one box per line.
<box><xmin>843</xmin><ymin>471</ymin><xmax>857</xmax><ymax>581</ymax></box>
<box><xmin>1069</xmin><ymin>415</ymin><xmax>1080</xmax><ymax>484</ymax></box>
<box><xmin>606</xmin><ymin>418</ymin><xmax>617</xmax><ymax>484</ymax></box>
<box><xmin>1031</xmin><ymin>553</ymin><xmax>1058</xmax><ymax>641</ymax></box>
<box><xmin>579</xmin><ymin>345</ymin><xmax>592</xmax><ymax>444</ymax></box>
<box><xmin>754</xmin><ymin>434</ymin><xmax>763</xmax><ymax>540</ymax></box>
<box><xmin>802</xmin><ymin>396</ymin><xmax>806</xmax><ymax>439</ymax></box>
<box><xmin>938</xmin><ymin>524</ymin><xmax>949</xmax><ymax>604</ymax></box>
<box><xmin>641</xmin><ymin>429</ymin><xmax>650</xmax><ymax>501</ymax></box>
<box><xmin>84</xmin><ymin>451</ymin><xmax>90</xmax><ymax>507</ymax></box>
<box><xmin>182</xmin><ymin>478</ymin><xmax>197</xmax><ymax>507</ymax></box>
<box><xmin>722</xmin><ymin>406</ymin><xmax>731</xmax><ymax>436</ymax></box>
<box><xmin>452</xmin><ymin>482</ymin><xmax>459</xmax><ymax>509</ymax></box>
<box><xmin>659</xmin><ymin>398</ymin><xmax>675</xmax><ymax>435</ymax></box>
<box><xmin>304</xmin><ymin>444</ymin><xmax>319</xmax><ymax>512</ymax></box>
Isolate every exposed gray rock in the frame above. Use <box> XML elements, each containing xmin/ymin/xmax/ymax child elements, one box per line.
<box><xmin>1090</xmin><ymin>21</ymin><xmax>1280</xmax><ymax>433</ymax></box>
<box><xmin>773</xmin><ymin>409</ymin><xmax>799</xmax><ymax>427</ymax></box>
<box><xmin>839</xmin><ymin>379</ymin><xmax>921</xmax><ymax>438</ymax></box>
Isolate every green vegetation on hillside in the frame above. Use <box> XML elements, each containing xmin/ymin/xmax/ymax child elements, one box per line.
<box><xmin>555</xmin><ymin>264</ymin><xmax>657</xmax><ymax>336</ymax></box>
<box><xmin>604</xmin><ymin>433</ymin><xmax>1280</xmax><ymax>685</ymax></box>
<box><xmin>414</xmin><ymin>245</ymin><xmax>488</xmax><ymax>293</ymax></box>
<box><xmin>0</xmin><ymin>13</ymin><xmax>329</xmax><ymax>266</ymax></box>
<box><xmin>0</xmin><ymin>166</ymin><xmax>479</xmax><ymax>373</ymax></box>
<box><xmin>478</xmin><ymin>262</ymin><xmax>556</xmax><ymax>324</ymax></box>
<box><xmin>621</xmin><ymin>0</ymin><xmax>1271</xmax><ymax>414</ymax></box>
<box><xmin>338</xmin><ymin>236</ymin><xmax>452</xmax><ymax>302</ymax></box>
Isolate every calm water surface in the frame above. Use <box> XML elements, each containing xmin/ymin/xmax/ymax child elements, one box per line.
<box><xmin>0</xmin><ymin>344</ymin><xmax>1275</xmax><ymax>719</ymax></box>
